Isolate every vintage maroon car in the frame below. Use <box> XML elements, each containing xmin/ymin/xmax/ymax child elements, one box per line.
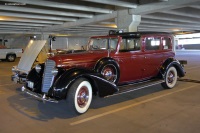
<box><xmin>21</xmin><ymin>31</ymin><xmax>186</xmax><ymax>114</ymax></box>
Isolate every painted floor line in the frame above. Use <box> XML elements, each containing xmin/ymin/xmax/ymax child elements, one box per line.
<box><xmin>70</xmin><ymin>84</ymin><xmax>199</xmax><ymax>126</ymax></box>
<box><xmin>19</xmin><ymin>97</ymin><xmax>33</xmax><ymax>100</ymax></box>
<box><xmin>0</xmin><ymin>83</ymin><xmax>16</xmax><ymax>86</ymax></box>
<box><xmin>0</xmin><ymin>74</ymin><xmax>12</xmax><ymax>76</ymax></box>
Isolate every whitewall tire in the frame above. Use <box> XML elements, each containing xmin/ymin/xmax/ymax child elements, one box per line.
<box><xmin>161</xmin><ymin>66</ymin><xmax>178</xmax><ymax>89</ymax></box>
<box><xmin>66</xmin><ymin>78</ymin><xmax>92</xmax><ymax>114</ymax></box>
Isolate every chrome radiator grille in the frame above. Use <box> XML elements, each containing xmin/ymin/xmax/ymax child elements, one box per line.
<box><xmin>42</xmin><ymin>59</ymin><xmax>55</xmax><ymax>93</ymax></box>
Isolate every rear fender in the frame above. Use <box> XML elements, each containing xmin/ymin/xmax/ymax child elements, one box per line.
<box><xmin>53</xmin><ymin>68</ymin><xmax>118</xmax><ymax>99</ymax></box>
<box><xmin>159</xmin><ymin>58</ymin><xmax>186</xmax><ymax>78</ymax></box>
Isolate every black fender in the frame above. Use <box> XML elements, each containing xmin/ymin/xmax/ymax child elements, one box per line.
<box><xmin>94</xmin><ymin>57</ymin><xmax>120</xmax><ymax>84</ymax></box>
<box><xmin>25</xmin><ymin>63</ymin><xmax>45</xmax><ymax>93</ymax></box>
<box><xmin>52</xmin><ymin>67</ymin><xmax>118</xmax><ymax>99</ymax></box>
<box><xmin>159</xmin><ymin>57</ymin><xmax>186</xmax><ymax>78</ymax></box>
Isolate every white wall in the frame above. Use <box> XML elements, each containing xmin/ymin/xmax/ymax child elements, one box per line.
<box><xmin>48</xmin><ymin>36</ymin><xmax>89</xmax><ymax>50</ymax></box>
<box><xmin>2</xmin><ymin>35</ymin><xmax>89</xmax><ymax>50</ymax></box>
<box><xmin>68</xmin><ymin>37</ymin><xmax>89</xmax><ymax>50</ymax></box>
<box><xmin>5</xmin><ymin>36</ymin><xmax>29</xmax><ymax>49</ymax></box>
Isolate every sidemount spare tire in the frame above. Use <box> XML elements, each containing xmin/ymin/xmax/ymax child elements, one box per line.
<box><xmin>95</xmin><ymin>58</ymin><xmax>120</xmax><ymax>85</ymax></box>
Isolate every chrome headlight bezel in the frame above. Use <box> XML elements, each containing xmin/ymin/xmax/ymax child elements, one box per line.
<box><xmin>35</xmin><ymin>64</ymin><xmax>42</xmax><ymax>73</ymax></box>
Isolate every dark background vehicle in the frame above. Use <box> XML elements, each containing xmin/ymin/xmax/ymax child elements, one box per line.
<box><xmin>19</xmin><ymin>31</ymin><xmax>186</xmax><ymax>115</ymax></box>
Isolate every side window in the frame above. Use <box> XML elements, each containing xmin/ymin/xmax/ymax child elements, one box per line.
<box><xmin>109</xmin><ymin>38</ymin><xmax>118</xmax><ymax>50</ymax></box>
<box><xmin>127</xmin><ymin>39</ymin><xmax>140</xmax><ymax>51</ymax></box>
<box><xmin>120</xmin><ymin>39</ymin><xmax>126</xmax><ymax>50</ymax></box>
<box><xmin>120</xmin><ymin>38</ymin><xmax>141</xmax><ymax>52</ymax></box>
<box><xmin>145</xmin><ymin>37</ymin><xmax>160</xmax><ymax>50</ymax></box>
<box><xmin>163</xmin><ymin>37</ymin><xmax>171</xmax><ymax>50</ymax></box>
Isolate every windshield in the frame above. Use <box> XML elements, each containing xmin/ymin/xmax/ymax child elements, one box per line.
<box><xmin>88</xmin><ymin>38</ymin><xmax>118</xmax><ymax>51</ymax></box>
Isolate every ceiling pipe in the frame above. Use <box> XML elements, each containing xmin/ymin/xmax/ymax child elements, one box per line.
<box><xmin>0</xmin><ymin>5</ymin><xmax>93</xmax><ymax>18</ymax></box>
<box><xmin>82</xmin><ymin>0</ymin><xmax>137</xmax><ymax>8</ymax></box>
<box><xmin>0</xmin><ymin>12</ymin><xmax>77</xmax><ymax>21</ymax></box>
<box><xmin>0</xmin><ymin>22</ymin><xmax>52</xmax><ymax>27</ymax></box>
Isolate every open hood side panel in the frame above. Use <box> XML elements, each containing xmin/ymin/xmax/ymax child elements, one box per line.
<box><xmin>17</xmin><ymin>40</ymin><xmax>47</xmax><ymax>73</ymax></box>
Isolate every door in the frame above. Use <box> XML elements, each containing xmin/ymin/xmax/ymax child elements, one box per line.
<box><xmin>113</xmin><ymin>37</ymin><xmax>144</xmax><ymax>83</ymax></box>
<box><xmin>142</xmin><ymin>36</ymin><xmax>163</xmax><ymax>79</ymax></box>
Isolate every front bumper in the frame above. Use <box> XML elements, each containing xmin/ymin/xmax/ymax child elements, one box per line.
<box><xmin>11</xmin><ymin>74</ymin><xmax>27</xmax><ymax>83</ymax></box>
<box><xmin>11</xmin><ymin>66</ymin><xmax>27</xmax><ymax>84</ymax></box>
<box><xmin>21</xmin><ymin>86</ymin><xmax>58</xmax><ymax>103</ymax></box>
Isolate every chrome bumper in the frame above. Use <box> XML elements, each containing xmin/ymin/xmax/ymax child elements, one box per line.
<box><xmin>11</xmin><ymin>66</ymin><xmax>27</xmax><ymax>84</ymax></box>
<box><xmin>11</xmin><ymin>74</ymin><xmax>26</xmax><ymax>84</ymax></box>
<box><xmin>21</xmin><ymin>86</ymin><xmax>58</xmax><ymax>103</ymax></box>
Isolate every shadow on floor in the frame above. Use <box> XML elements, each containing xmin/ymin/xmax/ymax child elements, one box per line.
<box><xmin>7</xmin><ymin>84</ymin><xmax>166</xmax><ymax>121</ymax></box>
<box><xmin>178</xmin><ymin>79</ymin><xmax>200</xmax><ymax>84</ymax></box>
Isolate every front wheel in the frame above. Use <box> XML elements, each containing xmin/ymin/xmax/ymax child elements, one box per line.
<box><xmin>66</xmin><ymin>78</ymin><xmax>92</xmax><ymax>114</ymax></box>
<box><xmin>161</xmin><ymin>66</ymin><xmax>178</xmax><ymax>89</ymax></box>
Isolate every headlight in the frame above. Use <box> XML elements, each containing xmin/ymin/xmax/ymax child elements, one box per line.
<box><xmin>12</xmin><ymin>66</ymin><xmax>17</xmax><ymax>74</ymax></box>
<box><xmin>51</xmin><ymin>68</ymin><xmax>58</xmax><ymax>76</ymax></box>
<box><xmin>12</xmin><ymin>66</ymin><xmax>16</xmax><ymax>72</ymax></box>
<box><xmin>35</xmin><ymin>64</ymin><xmax>42</xmax><ymax>73</ymax></box>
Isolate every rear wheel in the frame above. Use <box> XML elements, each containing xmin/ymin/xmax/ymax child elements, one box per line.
<box><xmin>161</xmin><ymin>66</ymin><xmax>177</xmax><ymax>89</ymax></box>
<box><xmin>6</xmin><ymin>54</ymin><xmax>16</xmax><ymax>62</ymax></box>
<box><xmin>66</xmin><ymin>78</ymin><xmax>92</xmax><ymax>114</ymax></box>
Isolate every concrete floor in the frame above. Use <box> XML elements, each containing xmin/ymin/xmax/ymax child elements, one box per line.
<box><xmin>0</xmin><ymin>51</ymin><xmax>200</xmax><ymax>133</ymax></box>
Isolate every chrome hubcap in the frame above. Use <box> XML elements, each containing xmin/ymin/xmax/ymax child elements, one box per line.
<box><xmin>167</xmin><ymin>71</ymin><xmax>175</xmax><ymax>84</ymax></box>
<box><xmin>102</xmin><ymin>66</ymin><xmax>117</xmax><ymax>82</ymax></box>
<box><xmin>77</xmin><ymin>86</ymin><xmax>89</xmax><ymax>108</ymax></box>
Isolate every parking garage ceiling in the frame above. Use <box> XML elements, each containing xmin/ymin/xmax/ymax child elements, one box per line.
<box><xmin>0</xmin><ymin>0</ymin><xmax>200</xmax><ymax>36</ymax></box>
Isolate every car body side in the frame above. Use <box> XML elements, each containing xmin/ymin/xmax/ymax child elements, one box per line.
<box><xmin>24</xmin><ymin>33</ymin><xmax>185</xmax><ymax>100</ymax></box>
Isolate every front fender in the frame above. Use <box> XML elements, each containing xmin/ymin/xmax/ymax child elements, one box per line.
<box><xmin>159</xmin><ymin>57</ymin><xmax>186</xmax><ymax>78</ymax></box>
<box><xmin>52</xmin><ymin>68</ymin><xmax>118</xmax><ymax>99</ymax></box>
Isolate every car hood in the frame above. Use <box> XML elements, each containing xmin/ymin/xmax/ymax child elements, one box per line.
<box><xmin>16</xmin><ymin>40</ymin><xmax>46</xmax><ymax>73</ymax></box>
<box><xmin>49</xmin><ymin>50</ymin><xmax>109</xmax><ymax>68</ymax></box>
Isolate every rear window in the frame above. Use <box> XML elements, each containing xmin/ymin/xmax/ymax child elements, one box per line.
<box><xmin>162</xmin><ymin>37</ymin><xmax>171</xmax><ymax>50</ymax></box>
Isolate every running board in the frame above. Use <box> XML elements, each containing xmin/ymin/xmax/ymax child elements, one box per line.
<box><xmin>106</xmin><ymin>79</ymin><xmax>164</xmax><ymax>97</ymax></box>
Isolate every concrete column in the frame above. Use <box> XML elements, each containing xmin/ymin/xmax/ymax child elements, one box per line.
<box><xmin>115</xmin><ymin>9</ymin><xmax>141</xmax><ymax>32</ymax></box>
